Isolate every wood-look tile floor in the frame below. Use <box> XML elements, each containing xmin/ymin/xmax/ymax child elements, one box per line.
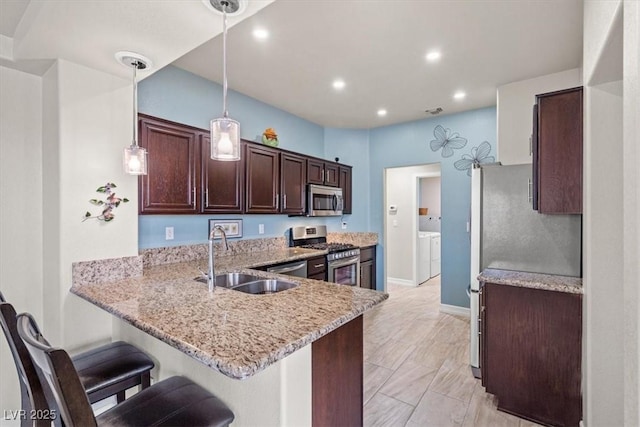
<box><xmin>363</xmin><ymin>278</ymin><xmax>543</xmax><ymax>427</ymax></box>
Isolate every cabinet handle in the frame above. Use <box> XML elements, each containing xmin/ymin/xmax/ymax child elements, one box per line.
<box><xmin>283</xmin><ymin>194</ymin><xmax>287</xmax><ymax>210</ymax></box>
<box><xmin>192</xmin><ymin>188</ymin><xmax>196</xmax><ymax>206</ymax></box>
<box><xmin>314</xmin><ymin>264</ymin><xmax>324</xmax><ymax>268</ymax></box>
<box><xmin>275</xmin><ymin>193</ymin><xmax>279</xmax><ymax>210</ymax></box>
<box><xmin>527</xmin><ymin>179</ymin><xmax>533</xmax><ymax>203</ymax></box>
<box><xmin>205</xmin><ymin>189</ymin><xmax>209</xmax><ymax>207</ymax></box>
<box><xmin>529</xmin><ymin>135</ymin><xmax>533</xmax><ymax>155</ymax></box>
<box><xmin>321</xmin><ymin>169</ymin><xmax>325</xmax><ymax>182</ymax></box>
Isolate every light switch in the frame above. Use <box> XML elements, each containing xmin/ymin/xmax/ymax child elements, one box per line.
<box><xmin>259</xmin><ymin>224</ymin><xmax>265</xmax><ymax>234</ymax></box>
<box><xmin>165</xmin><ymin>227</ymin><xmax>174</xmax><ymax>240</ymax></box>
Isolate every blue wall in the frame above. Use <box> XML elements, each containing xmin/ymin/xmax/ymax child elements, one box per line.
<box><xmin>369</xmin><ymin>107</ymin><xmax>496</xmax><ymax>307</ymax></box>
<box><xmin>137</xmin><ymin>65</ymin><xmax>497</xmax><ymax>309</ymax></box>
<box><xmin>138</xmin><ymin>66</ymin><xmax>344</xmax><ymax>248</ymax></box>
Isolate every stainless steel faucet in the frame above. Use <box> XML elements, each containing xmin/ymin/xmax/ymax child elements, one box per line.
<box><xmin>207</xmin><ymin>225</ymin><xmax>229</xmax><ymax>292</ymax></box>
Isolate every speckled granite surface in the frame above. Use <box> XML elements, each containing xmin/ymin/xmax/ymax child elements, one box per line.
<box><xmin>72</xmin><ymin>256</ymin><xmax>143</xmax><ymax>286</ymax></box>
<box><xmin>71</xmin><ymin>260</ymin><xmax>388</xmax><ymax>380</ymax></box>
<box><xmin>328</xmin><ymin>232</ymin><xmax>378</xmax><ymax>247</ymax></box>
<box><xmin>478</xmin><ymin>268</ymin><xmax>583</xmax><ymax>294</ymax></box>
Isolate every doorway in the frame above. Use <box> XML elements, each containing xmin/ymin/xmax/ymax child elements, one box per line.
<box><xmin>383</xmin><ymin>163</ymin><xmax>441</xmax><ymax>289</ymax></box>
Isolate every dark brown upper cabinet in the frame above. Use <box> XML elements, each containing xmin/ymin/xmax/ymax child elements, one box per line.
<box><xmin>139</xmin><ymin>115</ymin><xmax>199</xmax><ymax>214</ymax></box>
<box><xmin>138</xmin><ymin>114</ymin><xmax>352</xmax><ymax>216</ymax></box>
<box><xmin>338</xmin><ymin>165</ymin><xmax>352</xmax><ymax>214</ymax></box>
<box><xmin>245</xmin><ymin>143</ymin><xmax>307</xmax><ymax>214</ymax></box>
<box><xmin>200</xmin><ymin>134</ymin><xmax>244</xmax><ymax>214</ymax></box>
<box><xmin>308</xmin><ymin>159</ymin><xmax>340</xmax><ymax>187</ymax></box>
<box><xmin>533</xmin><ymin>87</ymin><xmax>583</xmax><ymax>214</ymax></box>
<box><xmin>280</xmin><ymin>152</ymin><xmax>307</xmax><ymax>215</ymax></box>
<box><xmin>245</xmin><ymin>143</ymin><xmax>280</xmax><ymax>213</ymax></box>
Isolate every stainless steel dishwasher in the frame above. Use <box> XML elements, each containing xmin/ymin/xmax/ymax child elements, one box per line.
<box><xmin>267</xmin><ymin>260</ymin><xmax>308</xmax><ymax>278</ymax></box>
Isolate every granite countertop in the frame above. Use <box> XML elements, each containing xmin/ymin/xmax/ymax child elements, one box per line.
<box><xmin>71</xmin><ymin>254</ymin><xmax>388</xmax><ymax>380</ymax></box>
<box><xmin>478</xmin><ymin>268</ymin><xmax>583</xmax><ymax>294</ymax></box>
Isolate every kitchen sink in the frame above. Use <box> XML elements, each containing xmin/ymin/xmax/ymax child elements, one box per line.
<box><xmin>194</xmin><ymin>273</ymin><xmax>298</xmax><ymax>294</ymax></box>
<box><xmin>194</xmin><ymin>272</ymin><xmax>263</xmax><ymax>287</ymax></box>
<box><xmin>230</xmin><ymin>279</ymin><xmax>298</xmax><ymax>295</ymax></box>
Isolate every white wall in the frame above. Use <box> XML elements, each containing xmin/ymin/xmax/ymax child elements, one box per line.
<box><xmin>0</xmin><ymin>65</ymin><xmax>43</xmax><ymax>419</ymax></box>
<box><xmin>583</xmin><ymin>0</ymin><xmax>640</xmax><ymax>425</ymax></box>
<box><xmin>419</xmin><ymin>177</ymin><xmax>441</xmax><ymax>216</ymax></box>
<box><xmin>385</xmin><ymin>164</ymin><xmax>440</xmax><ymax>284</ymax></box>
<box><xmin>496</xmin><ymin>68</ymin><xmax>582</xmax><ymax>165</ymax></box>
<box><xmin>41</xmin><ymin>59</ymin><xmax>139</xmax><ymax>350</ymax></box>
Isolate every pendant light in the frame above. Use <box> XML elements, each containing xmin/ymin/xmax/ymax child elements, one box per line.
<box><xmin>209</xmin><ymin>0</ymin><xmax>241</xmax><ymax>161</ymax></box>
<box><xmin>116</xmin><ymin>51</ymin><xmax>152</xmax><ymax>175</ymax></box>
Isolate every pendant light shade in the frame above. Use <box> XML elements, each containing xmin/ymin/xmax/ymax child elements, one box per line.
<box><xmin>116</xmin><ymin>51</ymin><xmax>152</xmax><ymax>175</ymax></box>
<box><xmin>210</xmin><ymin>0</ymin><xmax>241</xmax><ymax>161</ymax></box>
<box><xmin>211</xmin><ymin>117</ymin><xmax>240</xmax><ymax>160</ymax></box>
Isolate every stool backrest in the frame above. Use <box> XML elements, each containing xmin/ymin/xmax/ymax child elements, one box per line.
<box><xmin>17</xmin><ymin>313</ymin><xmax>98</xmax><ymax>427</ymax></box>
<box><xmin>0</xmin><ymin>292</ymin><xmax>50</xmax><ymax>427</ymax></box>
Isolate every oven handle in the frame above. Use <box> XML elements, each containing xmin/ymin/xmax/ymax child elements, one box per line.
<box><xmin>329</xmin><ymin>256</ymin><xmax>360</xmax><ymax>269</ymax></box>
<box><xmin>332</xmin><ymin>194</ymin><xmax>338</xmax><ymax>211</ymax></box>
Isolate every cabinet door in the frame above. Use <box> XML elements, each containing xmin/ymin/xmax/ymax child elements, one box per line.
<box><xmin>280</xmin><ymin>153</ymin><xmax>307</xmax><ymax>214</ymax></box>
<box><xmin>360</xmin><ymin>260</ymin><xmax>373</xmax><ymax>290</ymax></box>
<box><xmin>200</xmin><ymin>134</ymin><xmax>244</xmax><ymax>214</ymax></box>
<box><xmin>324</xmin><ymin>162</ymin><xmax>340</xmax><ymax>187</ymax></box>
<box><xmin>536</xmin><ymin>87</ymin><xmax>583</xmax><ymax>214</ymax></box>
<box><xmin>245</xmin><ymin>144</ymin><xmax>279</xmax><ymax>213</ymax></box>
<box><xmin>359</xmin><ymin>245</ymin><xmax>376</xmax><ymax>290</ymax></box>
<box><xmin>307</xmin><ymin>159</ymin><xmax>325</xmax><ymax>185</ymax></box>
<box><xmin>339</xmin><ymin>166</ymin><xmax>352</xmax><ymax>214</ymax></box>
<box><xmin>483</xmin><ymin>283</ymin><xmax>582</xmax><ymax>426</ymax></box>
<box><xmin>139</xmin><ymin>116</ymin><xmax>198</xmax><ymax>214</ymax></box>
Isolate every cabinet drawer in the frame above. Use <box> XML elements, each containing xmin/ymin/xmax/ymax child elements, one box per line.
<box><xmin>307</xmin><ymin>256</ymin><xmax>326</xmax><ymax>276</ymax></box>
<box><xmin>308</xmin><ymin>272</ymin><xmax>327</xmax><ymax>281</ymax></box>
<box><xmin>360</xmin><ymin>246</ymin><xmax>375</xmax><ymax>262</ymax></box>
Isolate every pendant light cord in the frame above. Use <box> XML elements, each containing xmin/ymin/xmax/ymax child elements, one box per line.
<box><xmin>222</xmin><ymin>0</ymin><xmax>229</xmax><ymax>119</ymax></box>
<box><xmin>132</xmin><ymin>61</ymin><xmax>138</xmax><ymax>146</ymax></box>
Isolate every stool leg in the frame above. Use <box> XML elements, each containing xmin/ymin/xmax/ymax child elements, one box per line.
<box><xmin>140</xmin><ymin>372</ymin><xmax>151</xmax><ymax>390</ymax></box>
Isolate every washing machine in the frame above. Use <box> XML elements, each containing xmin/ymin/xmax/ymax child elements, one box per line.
<box><xmin>430</xmin><ymin>232</ymin><xmax>441</xmax><ymax>277</ymax></box>
<box><xmin>417</xmin><ymin>232</ymin><xmax>431</xmax><ymax>284</ymax></box>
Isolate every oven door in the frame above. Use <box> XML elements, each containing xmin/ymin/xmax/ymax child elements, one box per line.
<box><xmin>327</xmin><ymin>256</ymin><xmax>360</xmax><ymax>287</ymax></box>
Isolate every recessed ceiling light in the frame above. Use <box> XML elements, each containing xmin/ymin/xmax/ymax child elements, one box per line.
<box><xmin>377</xmin><ymin>109</ymin><xmax>387</xmax><ymax>117</ymax></box>
<box><xmin>332</xmin><ymin>79</ymin><xmax>346</xmax><ymax>90</ymax></box>
<box><xmin>426</xmin><ymin>51</ymin><xmax>441</xmax><ymax>62</ymax></box>
<box><xmin>453</xmin><ymin>91</ymin><xmax>466</xmax><ymax>100</ymax></box>
<box><xmin>253</xmin><ymin>28</ymin><xmax>269</xmax><ymax>40</ymax></box>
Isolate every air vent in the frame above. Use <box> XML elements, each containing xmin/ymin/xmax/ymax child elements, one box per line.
<box><xmin>425</xmin><ymin>107</ymin><xmax>443</xmax><ymax>115</ymax></box>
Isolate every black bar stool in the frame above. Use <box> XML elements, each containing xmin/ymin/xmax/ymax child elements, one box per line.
<box><xmin>0</xmin><ymin>292</ymin><xmax>154</xmax><ymax>425</ymax></box>
<box><xmin>17</xmin><ymin>312</ymin><xmax>235</xmax><ymax>427</ymax></box>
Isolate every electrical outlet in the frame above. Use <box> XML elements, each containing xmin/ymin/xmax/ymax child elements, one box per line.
<box><xmin>258</xmin><ymin>224</ymin><xmax>264</xmax><ymax>234</ymax></box>
<box><xmin>341</xmin><ymin>222</ymin><xmax>347</xmax><ymax>230</ymax></box>
<box><xmin>165</xmin><ymin>227</ymin><xmax>174</xmax><ymax>240</ymax></box>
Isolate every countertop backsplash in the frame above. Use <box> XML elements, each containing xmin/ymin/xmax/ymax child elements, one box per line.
<box><xmin>72</xmin><ymin>232</ymin><xmax>378</xmax><ymax>286</ymax></box>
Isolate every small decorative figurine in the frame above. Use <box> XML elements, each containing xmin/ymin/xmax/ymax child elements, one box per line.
<box><xmin>83</xmin><ymin>182</ymin><xmax>129</xmax><ymax>222</ymax></box>
<box><xmin>262</xmin><ymin>127</ymin><xmax>279</xmax><ymax>147</ymax></box>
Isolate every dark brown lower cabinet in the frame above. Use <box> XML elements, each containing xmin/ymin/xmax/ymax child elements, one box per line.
<box><xmin>481</xmin><ymin>282</ymin><xmax>582</xmax><ymax>427</ymax></box>
<box><xmin>312</xmin><ymin>315</ymin><xmax>362</xmax><ymax>426</ymax></box>
<box><xmin>359</xmin><ymin>246</ymin><xmax>376</xmax><ymax>290</ymax></box>
<box><xmin>307</xmin><ymin>255</ymin><xmax>326</xmax><ymax>281</ymax></box>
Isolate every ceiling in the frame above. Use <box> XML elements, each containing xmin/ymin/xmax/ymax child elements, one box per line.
<box><xmin>1</xmin><ymin>0</ymin><xmax>583</xmax><ymax>129</ymax></box>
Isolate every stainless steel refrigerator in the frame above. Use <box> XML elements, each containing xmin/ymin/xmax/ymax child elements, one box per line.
<box><xmin>469</xmin><ymin>164</ymin><xmax>581</xmax><ymax>375</ymax></box>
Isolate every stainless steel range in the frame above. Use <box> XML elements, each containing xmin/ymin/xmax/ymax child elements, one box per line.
<box><xmin>289</xmin><ymin>225</ymin><xmax>360</xmax><ymax>287</ymax></box>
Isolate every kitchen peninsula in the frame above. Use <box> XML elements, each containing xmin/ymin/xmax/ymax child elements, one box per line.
<box><xmin>71</xmin><ymin>234</ymin><xmax>386</xmax><ymax>426</ymax></box>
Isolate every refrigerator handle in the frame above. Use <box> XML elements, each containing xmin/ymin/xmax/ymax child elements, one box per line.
<box><xmin>527</xmin><ymin>179</ymin><xmax>533</xmax><ymax>203</ymax></box>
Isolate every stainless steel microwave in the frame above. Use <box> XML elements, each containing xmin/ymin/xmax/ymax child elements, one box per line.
<box><xmin>307</xmin><ymin>184</ymin><xmax>343</xmax><ymax>216</ymax></box>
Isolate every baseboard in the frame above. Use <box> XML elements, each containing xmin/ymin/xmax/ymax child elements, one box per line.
<box><xmin>386</xmin><ymin>277</ymin><xmax>415</xmax><ymax>287</ymax></box>
<box><xmin>440</xmin><ymin>303</ymin><xmax>470</xmax><ymax>318</ymax></box>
